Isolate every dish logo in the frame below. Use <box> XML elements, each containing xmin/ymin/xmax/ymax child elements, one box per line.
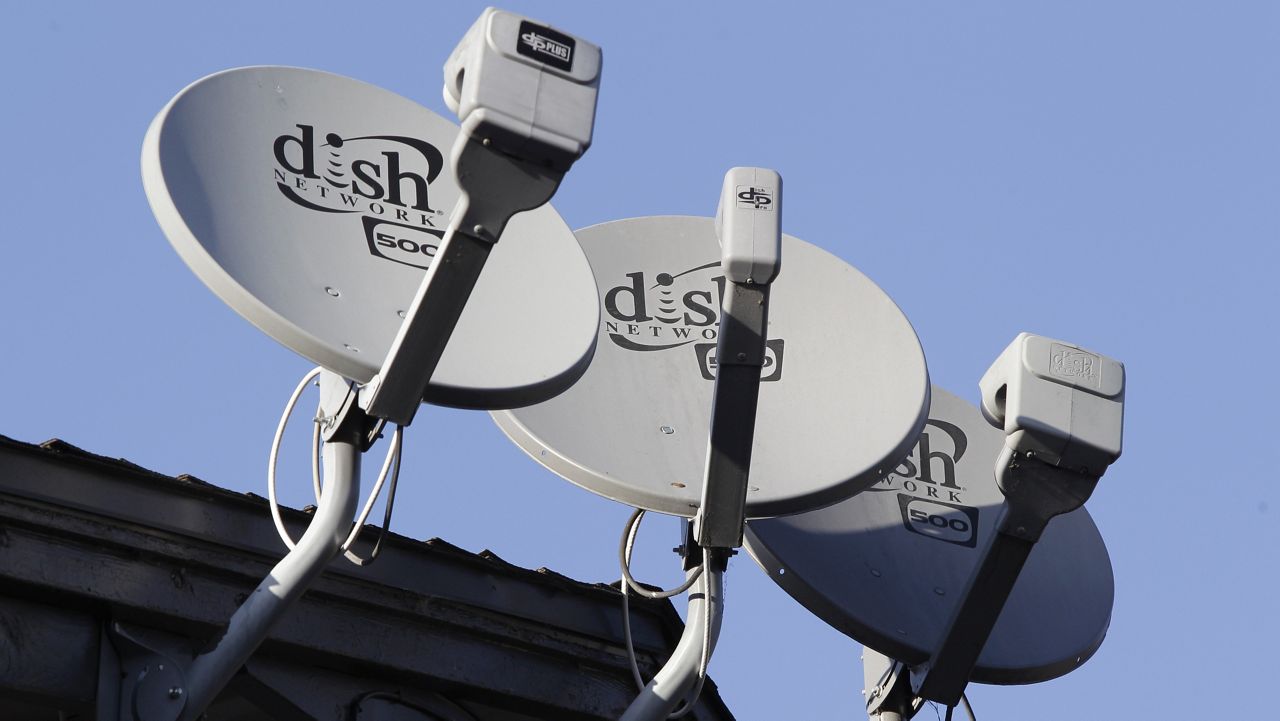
<box><xmin>898</xmin><ymin>495</ymin><xmax>979</xmax><ymax>548</ymax></box>
<box><xmin>695</xmin><ymin>340</ymin><xmax>785</xmax><ymax>382</ymax></box>
<box><xmin>870</xmin><ymin>418</ymin><xmax>968</xmax><ymax>494</ymax></box>
<box><xmin>603</xmin><ymin>262</ymin><xmax>727</xmax><ymax>352</ymax></box>
<box><xmin>735</xmin><ymin>185</ymin><xmax>774</xmax><ymax>210</ymax></box>
<box><xmin>1050</xmin><ymin>343</ymin><xmax>1101</xmax><ymax>389</ymax></box>
<box><xmin>272</xmin><ymin>123</ymin><xmax>448</xmax><ymax>267</ymax></box>
<box><xmin>516</xmin><ymin>21</ymin><xmax>575</xmax><ymax>72</ymax></box>
<box><xmin>603</xmin><ymin>262</ymin><xmax>786</xmax><ymax>378</ymax></box>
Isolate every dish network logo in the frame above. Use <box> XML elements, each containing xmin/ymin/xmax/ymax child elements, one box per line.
<box><xmin>272</xmin><ymin>123</ymin><xmax>448</xmax><ymax>269</ymax></box>
<box><xmin>602</xmin><ymin>262</ymin><xmax>785</xmax><ymax>381</ymax></box>
<box><xmin>868</xmin><ymin>418</ymin><xmax>981</xmax><ymax>548</ymax></box>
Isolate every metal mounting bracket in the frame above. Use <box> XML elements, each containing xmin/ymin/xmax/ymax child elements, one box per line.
<box><xmin>103</xmin><ymin>622</ymin><xmax>188</xmax><ymax>721</ymax></box>
<box><xmin>863</xmin><ymin>648</ymin><xmax>919</xmax><ymax>721</ymax></box>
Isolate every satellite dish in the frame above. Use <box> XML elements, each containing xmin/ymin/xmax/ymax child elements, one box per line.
<box><xmin>744</xmin><ymin>386</ymin><xmax>1113</xmax><ymax>684</ymax></box>
<box><xmin>136</xmin><ymin>36</ymin><xmax>604</xmax><ymax>720</ymax></box>
<box><xmin>493</xmin><ymin>215</ymin><xmax>930</xmax><ymax>518</ymax></box>
<box><xmin>141</xmin><ymin>65</ymin><xmax>598</xmax><ymax>409</ymax></box>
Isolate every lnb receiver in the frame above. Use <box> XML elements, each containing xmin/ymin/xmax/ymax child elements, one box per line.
<box><xmin>444</xmin><ymin>8</ymin><xmax>601</xmax><ymax>172</ymax></box>
<box><xmin>979</xmin><ymin>333</ymin><xmax>1124</xmax><ymax>476</ymax></box>
<box><xmin>715</xmin><ymin>167</ymin><xmax>783</xmax><ymax>284</ymax></box>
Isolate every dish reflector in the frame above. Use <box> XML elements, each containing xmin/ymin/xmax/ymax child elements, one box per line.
<box><xmin>142</xmin><ymin>66</ymin><xmax>598</xmax><ymax>409</ymax></box>
<box><xmin>493</xmin><ymin>215</ymin><xmax>930</xmax><ymax>517</ymax></box>
<box><xmin>745</xmin><ymin>386</ymin><xmax>1114</xmax><ymax>684</ymax></box>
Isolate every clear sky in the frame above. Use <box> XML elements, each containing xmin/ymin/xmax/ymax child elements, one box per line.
<box><xmin>2</xmin><ymin>2</ymin><xmax>1277</xmax><ymax>719</ymax></box>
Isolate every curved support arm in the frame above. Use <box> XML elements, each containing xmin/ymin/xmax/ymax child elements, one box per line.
<box><xmin>180</xmin><ymin>438</ymin><xmax>362</xmax><ymax>720</ymax></box>
<box><xmin>620</xmin><ymin>566</ymin><xmax>724</xmax><ymax>721</ymax></box>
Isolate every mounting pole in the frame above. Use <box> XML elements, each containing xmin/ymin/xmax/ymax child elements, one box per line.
<box><xmin>361</xmin><ymin>8</ymin><xmax>600</xmax><ymax>426</ymax></box>
<box><xmin>621</xmin><ymin>168</ymin><xmax>782</xmax><ymax>721</ymax></box>
<box><xmin>180</xmin><ymin>371</ymin><xmax>367</xmax><ymax>721</ymax></box>
<box><xmin>910</xmin><ymin>334</ymin><xmax>1125</xmax><ymax>706</ymax></box>
<box><xmin>619</xmin><ymin>561</ymin><xmax>725</xmax><ymax>721</ymax></box>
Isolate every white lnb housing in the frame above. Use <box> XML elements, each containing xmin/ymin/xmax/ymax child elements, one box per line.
<box><xmin>444</xmin><ymin>7</ymin><xmax>601</xmax><ymax>172</ymax></box>
<box><xmin>715</xmin><ymin>167</ymin><xmax>782</xmax><ymax>284</ymax></box>
<box><xmin>979</xmin><ymin>333</ymin><xmax>1125</xmax><ymax>475</ymax></box>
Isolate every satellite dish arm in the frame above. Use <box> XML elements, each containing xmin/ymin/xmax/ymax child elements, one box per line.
<box><xmin>911</xmin><ymin>334</ymin><xmax>1125</xmax><ymax>706</ymax></box>
<box><xmin>695</xmin><ymin>166</ymin><xmax>783</xmax><ymax>550</ymax></box>
<box><xmin>362</xmin><ymin>8</ymin><xmax>601</xmax><ymax>425</ymax></box>
<box><xmin>622</xmin><ymin>168</ymin><xmax>782</xmax><ymax>721</ymax></box>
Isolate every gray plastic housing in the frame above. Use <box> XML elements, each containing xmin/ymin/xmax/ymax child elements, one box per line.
<box><xmin>443</xmin><ymin>7</ymin><xmax>601</xmax><ymax>172</ymax></box>
<box><xmin>715</xmin><ymin>167</ymin><xmax>782</xmax><ymax>284</ymax></box>
<box><xmin>979</xmin><ymin>333</ymin><xmax>1125</xmax><ymax>475</ymax></box>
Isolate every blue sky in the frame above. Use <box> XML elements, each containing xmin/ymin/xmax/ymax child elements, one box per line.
<box><xmin>2</xmin><ymin>2</ymin><xmax>1277</xmax><ymax>718</ymax></box>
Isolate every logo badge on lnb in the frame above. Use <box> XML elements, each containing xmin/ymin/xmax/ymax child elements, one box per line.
<box><xmin>1049</xmin><ymin>343</ymin><xmax>1100</xmax><ymax>387</ymax></box>
<box><xmin>736</xmin><ymin>185</ymin><xmax>774</xmax><ymax>210</ymax></box>
<box><xmin>517</xmin><ymin>21</ymin><xmax>575</xmax><ymax>71</ymax></box>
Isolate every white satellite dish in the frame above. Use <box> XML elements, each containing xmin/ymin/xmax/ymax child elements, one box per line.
<box><xmin>133</xmin><ymin>9</ymin><xmax>605</xmax><ymax>719</ymax></box>
<box><xmin>745</xmin><ymin>386</ymin><xmax>1114</xmax><ymax>683</ymax></box>
<box><xmin>491</xmin><ymin>210</ymin><xmax>928</xmax><ymax>721</ymax></box>
<box><xmin>141</xmin><ymin>65</ymin><xmax>598</xmax><ymax>409</ymax></box>
<box><xmin>493</xmin><ymin>215</ymin><xmax>930</xmax><ymax>518</ymax></box>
